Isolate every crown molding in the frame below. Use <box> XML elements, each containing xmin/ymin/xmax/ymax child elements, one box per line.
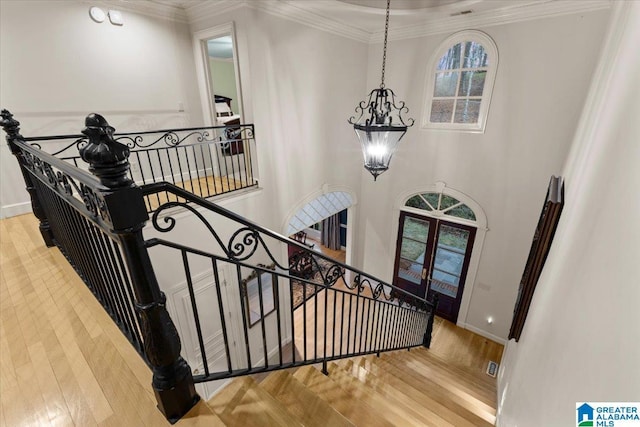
<box><xmin>370</xmin><ymin>0</ymin><xmax>612</xmax><ymax>42</ymax></box>
<box><xmin>128</xmin><ymin>0</ymin><xmax>611</xmax><ymax>43</ymax></box>
<box><xmin>246</xmin><ymin>1</ymin><xmax>371</xmax><ymax>43</ymax></box>
<box><xmin>185</xmin><ymin>0</ymin><xmax>247</xmax><ymax>26</ymax></box>
<box><xmin>92</xmin><ymin>0</ymin><xmax>189</xmax><ymax>24</ymax></box>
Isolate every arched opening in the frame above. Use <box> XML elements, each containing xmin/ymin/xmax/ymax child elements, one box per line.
<box><xmin>284</xmin><ymin>189</ymin><xmax>357</xmax><ymax>309</ymax></box>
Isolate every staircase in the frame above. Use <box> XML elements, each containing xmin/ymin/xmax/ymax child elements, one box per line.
<box><xmin>205</xmin><ymin>347</ymin><xmax>497</xmax><ymax>426</ymax></box>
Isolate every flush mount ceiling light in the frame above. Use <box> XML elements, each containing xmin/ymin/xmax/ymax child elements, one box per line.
<box><xmin>349</xmin><ymin>0</ymin><xmax>414</xmax><ymax>181</ymax></box>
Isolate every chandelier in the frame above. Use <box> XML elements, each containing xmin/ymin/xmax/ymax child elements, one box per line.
<box><xmin>349</xmin><ymin>0</ymin><xmax>414</xmax><ymax>181</ymax></box>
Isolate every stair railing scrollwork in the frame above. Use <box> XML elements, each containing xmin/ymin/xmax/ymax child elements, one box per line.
<box><xmin>142</xmin><ymin>181</ymin><xmax>433</xmax><ymax>312</ymax></box>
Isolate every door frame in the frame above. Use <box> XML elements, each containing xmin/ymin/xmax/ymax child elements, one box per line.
<box><xmin>392</xmin><ymin>182</ymin><xmax>488</xmax><ymax>329</ymax></box>
<box><xmin>192</xmin><ymin>22</ymin><xmax>245</xmax><ymax>128</ymax></box>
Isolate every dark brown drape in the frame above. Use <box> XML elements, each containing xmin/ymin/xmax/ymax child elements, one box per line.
<box><xmin>321</xmin><ymin>213</ymin><xmax>341</xmax><ymax>250</ymax></box>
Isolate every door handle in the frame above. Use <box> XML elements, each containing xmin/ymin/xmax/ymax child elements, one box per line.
<box><xmin>421</xmin><ymin>268</ymin><xmax>427</xmax><ymax>280</ymax></box>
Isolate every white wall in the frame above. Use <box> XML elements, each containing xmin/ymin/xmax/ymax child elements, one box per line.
<box><xmin>190</xmin><ymin>7</ymin><xmax>366</xmax><ymax>234</ymax></box>
<box><xmin>497</xmin><ymin>2</ymin><xmax>640</xmax><ymax>424</ymax></box>
<box><xmin>0</xmin><ymin>0</ymin><xmax>203</xmax><ymax>217</ymax></box>
<box><xmin>355</xmin><ymin>9</ymin><xmax>611</xmax><ymax>340</ymax></box>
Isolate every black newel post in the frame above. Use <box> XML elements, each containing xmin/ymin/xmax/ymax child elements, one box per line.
<box><xmin>0</xmin><ymin>109</ymin><xmax>55</xmax><ymax>247</ymax></box>
<box><xmin>79</xmin><ymin>113</ymin><xmax>199</xmax><ymax>423</ymax></box>
<box><xmin>423</xmin><ymin>294</ymin><xmax>439</xmax><ymax>348</ymax></box>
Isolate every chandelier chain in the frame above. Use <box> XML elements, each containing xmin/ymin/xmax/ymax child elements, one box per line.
<box><xmin>380</xmin><ymin>0</ymin><xmax>390</xmax><ymax>88</ymax></box>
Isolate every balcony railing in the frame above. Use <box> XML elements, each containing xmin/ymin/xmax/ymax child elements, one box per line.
<box><xmin>27</xmin><ymin>122</ymin><xmax>257</xmax><ymax>212</ymax></box>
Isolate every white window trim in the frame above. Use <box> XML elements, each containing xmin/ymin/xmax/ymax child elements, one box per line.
<box><xmin>421</xmin><ymin>30</ymin><xmax>498</xmax><ymax>133</ymax></box>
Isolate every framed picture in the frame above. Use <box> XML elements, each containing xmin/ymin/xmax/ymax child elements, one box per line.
<box><xmin>242</xmin><ymin>264</ymin><xmax>277</xmax><ymax>327</ymax></box>
<box><xmin>508</xmin><ymin>175</ymin><xmax>565</xmax><ymax>341</ymax></box>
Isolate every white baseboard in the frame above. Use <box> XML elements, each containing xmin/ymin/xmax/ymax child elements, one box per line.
<box><xmin>458</xmin><ymin>322</ymin><xmax>507</xmax><ymax>345</ymax></box>
<box><xmin>1</xmin><ymin>202</ymin><xmax>32</xmax><ymax>219</ymax></box>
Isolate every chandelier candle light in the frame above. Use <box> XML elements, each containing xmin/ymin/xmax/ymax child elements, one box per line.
<box><xmin>349</xmin><ymin>0</ymin><xmax>414</xmax><ymax>181</ymax></box>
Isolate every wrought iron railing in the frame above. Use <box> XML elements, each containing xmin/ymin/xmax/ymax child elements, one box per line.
<box><xmin>28</xmin><ymin>122</ymin><xmax>257</xmax><ymax>212</ymax></box>
<box><xmin>1</xmin><ymin>110</ymin><xmax>437</xmax><ymax>423</ymax></box>
<box><xmin>1</xmin><ymin>110</ymin><xmax>199</xmax><ymax>423</ymax></box>
<box><xmin>142</xmin><ymin>182</ymin><xmax>437</xmax><ymax>381</ymax></box>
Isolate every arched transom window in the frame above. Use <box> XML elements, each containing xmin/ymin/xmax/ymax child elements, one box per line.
<box><xmin>405</xmin><ymin>192</ymin><xmax>476</xmax><ymax>221</ymax></box>
<box><xmin>423</xmin><ymin>30</ymin><xmax>498</xmax><ymax>133</ymax></box>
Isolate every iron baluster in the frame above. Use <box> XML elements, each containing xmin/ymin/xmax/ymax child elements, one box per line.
<box><xmin>256</xmin><ymin>268</ymin><xmax>269</xmax><ymax>369</ymax></box>
<box><xmin>339</xmin><ymin>292</ymin><xmax>345</xmax><ymax>357</ymax></box>
<box><xmin>314</xmin><ymin>282</ymin><xmax>318</xmax><ymax>361</ymax></box>
<box><xmin>235</xmin><ymin>264</ymin><xmax>252</xmax><ymax>369</ymax></box>
<box><xmin>289</xmin><ymin>280</ymin><xmax>296</xmax><ymax>364</ymax></box>
<box><xmin>211</xmin><ymin>259</ymin><xmax>233</xmax><ymax>374</ymax></box>
<box><xmin>346</xmin><ymin>294</ymin><xmax>353</xmax><ymax>355</ymax></box>
<box><xmin>273</xmin><ymin>272</ymin><xmax>283</xmax><ymax>367</ymax></box>
<box><xmin>331</xmin><ymin>289</ymin><xmax>337</xmax><ymax>359</ymax></box>
<box><xmin>182</xmin><ymin>251</ymin><xmax>210</xmax><ymax>377</ymax></box>
<box><xmin>303</xmin><ymin>279</ymin><xmax>307</xmax><ymax>361</ymax></box>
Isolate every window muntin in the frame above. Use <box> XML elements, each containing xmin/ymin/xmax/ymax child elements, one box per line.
<box><xmin>423</xmin><ymin>31</ymin><xmax>497</xmax><ymax>132</ymax></box>
<box><xmin>405</xmin><ymin>193</ymin><xmax>476</xmax><ymax>221</ymax></box>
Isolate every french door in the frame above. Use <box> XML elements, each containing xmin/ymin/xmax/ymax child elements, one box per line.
<box><xmin>393</xmin><ymin>211</ymin><xmax>476</xmax><ymax>323</ymax></box>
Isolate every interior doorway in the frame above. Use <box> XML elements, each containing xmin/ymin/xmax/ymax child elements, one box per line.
<box><xmin>193</xmin><ymin>22</ymin><xmax>244</xmax><ymax>126</ymax></box>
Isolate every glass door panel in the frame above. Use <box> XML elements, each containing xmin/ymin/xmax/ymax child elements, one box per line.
<box><xmin>427</xmin><ymin>221</ymin><xmax>476</xmax><ymax>323</ymax></box>
<box><xmin>393</xmin><ymin>213</ymin><xmax>436</xmax><ymax>297</ymax></box>
<box><xmin>398</xmin><ymin>217</ymin><xmax>430</xmax><ymax>285</ymax></box>
<box><xmin>430</xmin><ymin>225</ymin><xmax>469</xmax><ymax>298</ymax></box>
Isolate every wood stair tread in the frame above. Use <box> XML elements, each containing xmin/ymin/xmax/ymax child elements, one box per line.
<box><xmin>339</xmin><ymin>358</ymin><xmax>491</xmax><ymax>427</ymax></box>
<box><xmin>326</xmin><ymin>362</ymin><xmax>454</xmax><ymax>427</ymax></box>
<box><xmin>260</xmin><ymin>370</ymin><xmax>354</xmax><ymax>427</ymax></box>
<box><xmin>390</xmin><ymin>350</ymin><xmax>497</xmax><ymax>403</ymax></box>
<box><xmin>381</xmin><ymin>351</ymin><xmax>497</xmax><ymax>407</ymax></box>
<box><xmin>293</xmin><ymin>365</ymin><xmax>394</xmax><ymax>427</ymax></box>
<box><xmin>207</xmin><ymin>376</ymin><xmax>302</xmax><ymax>426</ymax></box>
<box><xmin>366</xmin><ymin>356</ymin><xmax>497</xmax><ymax>425</ymax></box>
<box><xmin>415</xmin><ymin>347</ymin><xmax>498</xmax><ymax>388</ymax></box>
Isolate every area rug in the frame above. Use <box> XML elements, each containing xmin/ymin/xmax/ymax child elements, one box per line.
<box><xmin>291</xmin><ymin>257</ymin><xmax>343</xmax><ymax>310</ymax></box>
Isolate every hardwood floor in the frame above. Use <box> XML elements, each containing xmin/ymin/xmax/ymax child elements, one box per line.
<box><xmin>0</xmin><ymin>214</ymin><xmax>222</xmax><ymax>426</ymax></box>
<box><xmin>143</xmin><ymin>174</ymin><xmax>249</xmax><ymax>211</ymax></box>
<box><xmin>0</xmin><ymin>213</ymin><xmax>503</xmax><ymax>426</ymax></box>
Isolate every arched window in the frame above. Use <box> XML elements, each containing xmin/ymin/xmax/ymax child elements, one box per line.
<box><xmin>423</xmin><ymin>30</ymin><xmax>498</xmax><ymax>132</ymax></box>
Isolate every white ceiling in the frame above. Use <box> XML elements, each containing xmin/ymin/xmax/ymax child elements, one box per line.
<box><xmin>139</xmin><ymin>0</ymin><xmax>610</xmax><ymax>41</ymax></box>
